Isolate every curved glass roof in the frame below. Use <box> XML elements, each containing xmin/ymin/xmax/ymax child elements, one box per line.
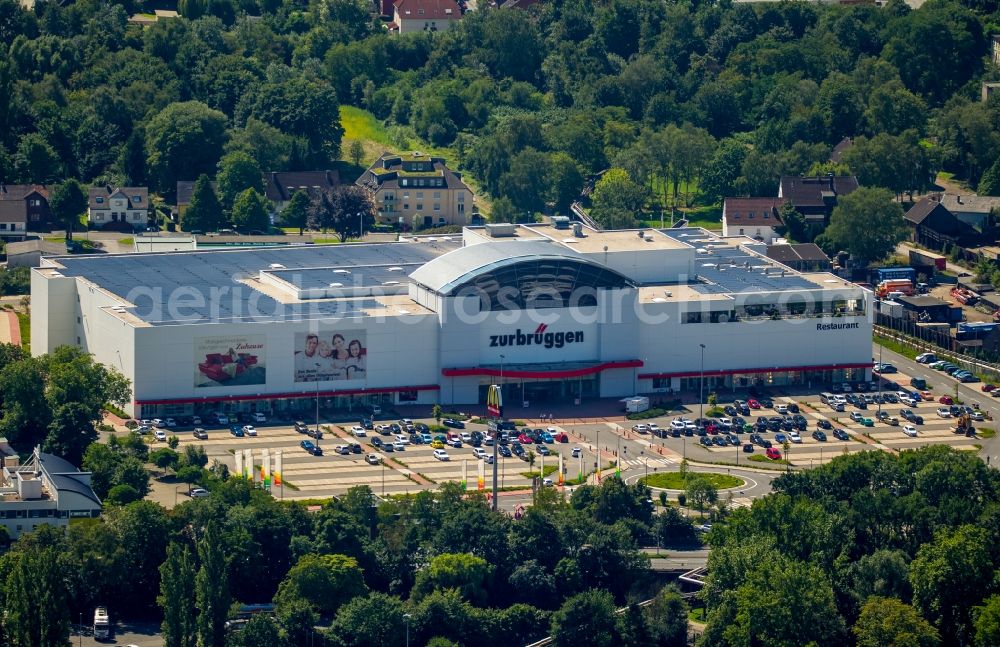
<box><xmin>409</xmin><ymin>241</ymin><xmax>634</xmax><ymax>310</ymax></box>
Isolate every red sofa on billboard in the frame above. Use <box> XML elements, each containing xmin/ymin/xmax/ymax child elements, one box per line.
<box><xmin>198</xmin><ymin>351</ymin><xmax>259</xmax><ymax>383</ymax></box>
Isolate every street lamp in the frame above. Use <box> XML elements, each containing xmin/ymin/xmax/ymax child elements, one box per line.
<box><xmin>358</xmin><ymin>212</ymin><xmax>363</xmax><ymax>240</ymax></box>
<box><xmin>699</xmin><ymin>343</ymin><xmax>707</xmax><ymax>422</ymax></box>
<box><xmin>493</xmin><ymin>354</ymin><xmax>505</xmax><ymax>512</ymax></box>
<box><xmin>403</xmin><ymin>613</ymin><xmax>412</xmax><ymax>647</ymax></box>
<box><xmin>877</xmin><ymin>341</ymin><xmax>883</xmax><ymax>416</ymax></box>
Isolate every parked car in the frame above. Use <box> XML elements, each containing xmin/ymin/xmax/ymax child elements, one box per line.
<box><xmin>742</xmin><ymin>443</ymin><xmax>754</xmax><ymax>453</ymax></box>
<box><xmin>817</xmin><ymin>419</ymin><xmax>832</xmax><ymax>430</ymax></box>
<box><xmin>632</xmin><ymin>424</ymin><xmax>649</xmax><ymax>434</ymax></box>
<box><xmin>188</xmin><ymin>487</ymin><xmax>209</xmax><ymax>498</ymax></box>
<box><xmin>229</xmin><ymin>426</ymin><xmax>244</xmax><ymax>438</ymax></box>
<box><xmin>351</xmin><ymin>425</ymin><xmax>367</xmax><ymax>437</ymax></box>
<box><xmin>937</xmin><ymin>407</ymin><xmax>952</xmax><ymax>418</ymax></box>
<box><xmin>903</xmin><ymin>425</ymin><xmax>918</xmax><ymax>437</ymax></box>
<box><xmin>433</xmin><ymin>449</ymin><xmax>450</xmax><ymax>461</ymax></box>
<box><xmin>812</xmin><ymin>430</ymin><xmax>827</xmax><ymax>441</ymax></box>
<box><xmin>300</xmin><ymin>440</ymin><xmax>322</xmax><ymax>456</ymax></box>
<box><xmin>939</xmin><ymin>395</ymin><xmax>954</xmax><ymax>405</ymax></box>
<box><xmin>365</xmin><ymin>453</ymin><xmax>381</xmax><ymax>465</ymax></box>
<box><xmin>442</xmin><ymin>419</ymin><xmax>465</xmax><ymax>429</ymax></box>
<box><xmin>765</xmin><ymin>447</ymin><xmax>782</xmax><ymax>460</ymax></box>
<box><xmin>833</xmin><ymin>428</ymin><xmax>850</xmax><ymax>441</ymax></box>
<box><xmin>252</xmin><ymin>412</ymin><xmax>267</xmax><ymax>423</ymax></box>
<box><xmin>294</xmin><ymin>421</ymin><xmax>309</xmax><ymax>434</ymax></box>
<box><xmin>192</xmin><ymin>428</ymin><xmax>208</xmax><ymax>440</ymax></box>
<box><xmin>242</xmin><ymin>425</ymin><xmax>257</xmax><ymax>437</ymax></box>
<box><xmin>788</xmin><ymin>431</ymin><xmax>802</xmax><ymax>443</ymax></box>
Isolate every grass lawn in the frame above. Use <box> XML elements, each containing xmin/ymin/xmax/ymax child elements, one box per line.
<box><xmin>16</xmin><ymin>311</ymin><xmax>29</xmax><ymax>351</ymax></box>
<box><xmin>748</xmin><ymin>454</ymin><xmax>791</xmax><ymax>466</ymax></box>
<box><xmin>520</xmin><ymin>464</ymin><xmax>558</xmax><ymax>479</ymax></box>
<box><xmin>689</xmin><ymin>608</ymin><xmax>707</xmax><ymax>622</ymax></box>
<box><xmin>118</xmin><ymin>237</ymin><xmax>134</xmax><ymax>246</ymax></box>
<box><xmin>341</xmin><ymin>106</ymin><xmax>394</xmax><ymax>145</ymax></box>
<box><xmin>641</xmin><ymin>472</ymin><xmax>744</xmax><ymax>490</ymax></box>
<box><xmin>979</xmin><ymin>428</ymin><xmax>997</xmax><ymax>439</ymax></box>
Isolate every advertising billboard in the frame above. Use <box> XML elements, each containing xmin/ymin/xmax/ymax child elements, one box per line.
<box><xmin>194</xmin><ymin>336</ymin><xmax>266</xmax><ymax>388</ymax></box>
<box><xmin>294</xmin><ymin>330</ymin><xmax>367</xmax><ymax>382</ymax></box>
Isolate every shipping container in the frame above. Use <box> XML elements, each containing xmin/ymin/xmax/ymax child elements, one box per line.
<box><xmin>908</xmin><ymin>249</ymin><xmax>947</xmax><ymax>271</ymax></box>
<box><xmin>872</xmin><ymin>267</ymin><xmax>917</xmax><ymax>284</ymax></box>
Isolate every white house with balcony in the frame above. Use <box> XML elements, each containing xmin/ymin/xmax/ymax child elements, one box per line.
<box><xmin>88</xmin><ymin>186</ymin><xmax>149</xmax><ymax>230</ymax></box>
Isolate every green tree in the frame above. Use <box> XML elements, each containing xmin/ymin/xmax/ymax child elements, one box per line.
<box><xmin>42</xmin><ymin>402</ymin><xmax>95</xmax><ymax>466</ymax></box>
<box><xmin>105</xmin><ymin>483</ymin><xmax>142</xmax><ymax>505</ymax></box>
<box><xmin>911</xmin><ymin>525</ymin><xmax>995</xmax><ymax>644</ymax></box>
<box><xmin>331</xmin><ymin>592</ymin><xmax>407</xmax><ymax>647</ymax></box>
<box><xmin>159</xmin><ymin>542</ymin><xmax>197</xmax><ymax>647</ymax></box>
<box><xmin>547</xmin><ymin>152</ymin><xmax>585</xmax><ymax>213</ymax></box>
<box><xmin>700</xmin><ymin>137</ymin><xmax>750</xmax><ymax>203</ymax></box>
<box><xmin>183</xmin><ymin>174</ymin><xmax>223</xmax><ymax>232</ymax></box>
<box><xmin>0</xmin><ymin>356</ymin><xmax>49</xmax><ymax>448</ymax></box>
<box><xmin>216</xmin><ymin>151</ymin><xmax>263</xmax><ymax>210</ymax></box>
<box><xmin>823</xmin><ymin>187</ymin><xmax>907</xmax><ymax>267</ymax></box>
<box><xmin>432</xmin><ymin>404</ymin><xmax>442</xmax><ymax>423</ymax></box>
<box><xmin>13</xmin><ymin>132</ymin><xmax>60</xmax><ymax>184</ymax></box>
<box><xmin>49</xmin><ymin>179</ymin><xmax>87</xmax><ymax>240</ymax></box>
<box><xmin>309</xmin><ymin>186</ymin><xmax>374</xmax><ymax>242</ymax></box>
<box><xmin>145</xmin><ymin>101</ymin><xmax>227</xmax><ymax>195</ymax></box>
<box><xmin>274</xmin><ymin>554</ymin><xmax>367</xmax><ymax>619</ymax></box>
<box><xmin>551</xmin><ymin>589</ymin><xmax>618</xmax><ymax>647</ymax></box>
<box><xmin>980</xmin><ymin>156</ymin><xmax>1000</xmax><ymax>196</ymax></box>
<box><xmin>151</xmin><ymin>447</ymin><xmax>180</xmax><ymax>475</ymax></box>
<box><xmin>182</xmin><ymin>444</ymin><xmax>209</xmax><ymax>469</ymax></box>
<box><xmin>684</xmin><ymin>474</ymin><xmax>718</xmax><ymax>517</ymax></box>
<box><xmin>591</xmin><ymin>168</ymin><xmax>647</xmax><ymax>229</ymax></box>
<box><xmin>119</xmin><ymin>126</ymin><xmax>147</xmax><ymax>187</ymax></box>
<box><xmin>974</xmin><ymin>594</ymin><xmax>1000</xmax><ymax>647</ymax></box>
<box><xmin>647</xmin><ymin>585</ymin><xmax>689</xmax><ymax>646</ymax></box>
<box><xmin>349</xmin><ymin>140</ymin><xmax>365</xmax><ymax>167</ymax></box>
<box><xmin>853</xmin><ymin>596</ymin><xmax>940</xmax><ymax>647</ymax></box>
<box><xmin>412</xmin><ymin>552</ymin><xmax>492</xmax><ymax>605</ymax></box>
<box><xmin>228</xmin><ymin>615</ymin><xmax>283</xmax><ymax>647</ymax></box>
<box><xmin>281</xmin><ymin>190</ymin><xmax>310</xmax><ymax>234</ymax></box>
<box><xmin>4</xmin><ymin>546</ymin><xmax>70</xmax><ymax>647</ymax></box>
<box><xmin>230</xmin><ymin>188</ymin><xmax>270</xmax><ymax>233</ymax></box>
<box><xmin>196</xmin><ymin>523</ymin><xmax>230</xmax><ymax>647</ymax></box>
<box><xmin>489</xmin><ymin>196</ymin><xmax>519</xmax><ymax>223</ymax></box>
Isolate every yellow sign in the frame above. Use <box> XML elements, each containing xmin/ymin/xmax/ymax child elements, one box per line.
<box><xmin>487</xmin><ymin>384</ymin><xmax>503</xmax><ymax>417</ymax></box>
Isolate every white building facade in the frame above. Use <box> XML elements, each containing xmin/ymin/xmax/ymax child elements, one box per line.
<box><xmin>31</xmin><ymin>225</ymin><xmax>873</xmax><ymax>419</ymax></box>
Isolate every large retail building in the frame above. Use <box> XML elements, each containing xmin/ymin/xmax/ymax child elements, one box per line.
<box><xmin>31</xmin><ymin>224</ymin><xmax>873</xmax><ymax>419</ymax></box>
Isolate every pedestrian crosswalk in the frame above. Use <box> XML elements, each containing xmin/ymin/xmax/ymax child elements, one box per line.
<box><xmin>620</xmin><ymin>456</ymin><xmax>679</xmax><ymax>468</ymax></box>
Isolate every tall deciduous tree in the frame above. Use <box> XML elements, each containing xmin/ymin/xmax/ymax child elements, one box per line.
<box><xmin>308</xmin><ymin>186</ymin><xmax>374</xmax><ymax>241</ymax></box>
<box><xmin>49</xmin><ymin>179</ymin><xmax>87</xmax><ymax>240</ymax></box>
<box><xmin>145</xmin><ymin>101</ymin><xmax>227</xmax><ymax>196</ymax></box>
<box><xmin>196</xmin><ymin>523</ymin><xmax>230</xmax><ymax>647</ymax></box>
<box><xmin>274</xmin><ymin>554</ymin><xmax>367</xmax><ymax>619</ymax></box>
<box><xmin>551</xmin><ymin>589</ymin><xmax>618</xmax><ymax>647</ymax></box>
<box><xmin>216</xmin><ymin>151</ymin><xmax>263</xmax><ymax>210</ymax></box>
<box><xmin>590</xmin><ymin>168</ymin><xmax>647</xmax><ymax>229</ymax></box>
<box><xmin>853</xmin><ymin>596</ymin><xmax>940</xmax><ymax>647</ymax></box>
<box><xmin>4</xmin><ymin>546</ymin><xmax>70</xmax><ymax>647</ymax></box>
<box><xmin>183</xmin><ymin>174</ymin><xmax>223</xmax><ymax>232</ymax></box>
<box><xmin>159</xmin><ymin>542</ymin><xmax>197</xmax><ymax>647</ymax></box>
<box><xmin>230</xmin><ymin>188</ymin><xmax>270</xmax><ymax>233</ymax></box>
<box><xmin>13</xmin><ymin>132</ymin><xmax>60</xmax><ymax>184</ymax></box>
<box><xmin>281</xmin><ymin>190</ymin><xmax>310</xmax><ymax>234</ymax></box>
<box><xmin>821</xmin><ymin>187</ymin><xmax>907</xmax><ymax>267</ymax></box>
<box><xmin>412</xmin><ymin>553</ymin><xmax>492</xmax><ymax>605</ymax></box>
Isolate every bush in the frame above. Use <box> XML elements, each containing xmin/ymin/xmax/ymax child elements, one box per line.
<box><xmin>677</xmin><ymin>493</ymin><xmax>687</xmax><ymax>507</ymax></box>
<box><xmin>124</xmin><ymin>420</ymin><xmax>138</xmax><ymax>430</ymax></box>
<box><xmin>105</xmin><ymin>484</ymin><xmax>142</xmax><ymax>506</ymax></box>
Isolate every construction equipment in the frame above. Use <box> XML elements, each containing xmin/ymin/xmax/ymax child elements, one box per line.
<box><xmin>954</xmin><ymin>413</ymin><xmax>975</xmax><ymax>437</ymax></box>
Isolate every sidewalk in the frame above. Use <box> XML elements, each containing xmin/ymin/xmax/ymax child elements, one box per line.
<box><xmin>0</xmin><ymin>311</ymin><xmax>20</xmax><ymax>346</ymax></box>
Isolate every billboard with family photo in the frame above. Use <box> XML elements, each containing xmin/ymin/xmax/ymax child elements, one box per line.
<box><xmin>194</xmin><ymin>336</ymin><xmax>267</xmax><ymax>388</ymax></box>
<box><xmin>293</xmin><ymin>330</ymin><xmax>368</xmax><ymax>382</ymax></box>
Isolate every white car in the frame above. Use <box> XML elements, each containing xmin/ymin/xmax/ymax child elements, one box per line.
<box><xmin>460</xmin><ymin>432</ymin><xmax>472</xmax><ymax>443</ymax></box>
<box><xmin>571</xmin><ymin>446</ymin><xmax>582</xmax><ymax>457</ymax></box>
<box><xmin>647</xmin><ymin>423</ymin><xmax>661</xmax><ymax>434</ymax></box>
<box><xmin>165</xmin><ymin>418</ymin><xmax>177</xmax><ymax>427</ymax></box>
<box><xmin>936</xmin><ymin>407</ymin><xmax>952</xmax><ymax>418</ymax></box>
<box><xmin>433</xmin><ymin>449</ymin><xmax>450</xmax><ymax>461</ymax></box>
<box><xmin>775</xmin><ymin>405</ymin><xmax>788</xmax><ymax>414</ymax></box>
<box><xmin>252</xmin><ymin>412</ymin><xmax>267</xmax><ymax>422</ymax></box>
<box><xmin>788</xmin><ymin>431</ymin><xmax>802</xmax><ymax>443</ymax></box>
<box><xmin>916</xmin><ymin>353</ymin><xmax>937</xmax><ymax>363</ymax></box>
<box><xmin>392</xmin><ymin>441</ymin><xmax>406</xmax><ymax>451</ymax></box>
<box><xmin>903</xmin><ymin>425</ymin><xmax>918</xmax><ymax>437</ymax></box>
<box><xmin>217</xmin><ymin>414</ymin><xmax>229</xmax><ymax>425</ymax></box>
<box><xmin>670</xmin><ymin>420</ymin><xmax>686</xmax><ymax>431</ymax></box>
<box><xmin>394</xmin><ymin>434</ymin><xmax>410</xmax><ymax>444</ymax></box>
<box><xmin>399</xmin><ymin>418</ymin><xmax>413</xmax><ymax>425</ymax></box>
<box><xmin>971</xmin><ymin>411</ymin><xmax>985</xmax><ymax>422</ymax></box>
<box><xmin>351</xmin><ymin>425</ymin><xmax>367</xmax><ymax>437</ymax></box>
<box><xmin>189</xmin><ymin>487</ymin><xmax>209</xmax><ymax>498</ymax></box>
<box><xmin>632</xmin><ymin>424</ymin><xmax>650</xmax><ymax>434</ymax></box>
<box><xmin>850</xmin><ymin>411</ymin><xmax>863</xmax><ymax>422</ymax></box>
<box><xmin>472</xmin><ymin>448</ymin><xmax>488</xmax><ymax>459</ymax></box>
<box><xmin>683</xmin><ymin>420</ymin><xmax>697</xmax><ymax>430</ymax></box>
<box><xmin>154</xmin><ymin>429</ymin><xmax>167</xmax><ymax>441</ymax></box>
<box><xmin>153</xmin><ymin>418</ymin><xmax>166</xmax><ymax>428</ymax></box>
<box><xmin>242</xmin><ymin>425</ymin><xmax>257</xmax><ymax>436</ymax></box>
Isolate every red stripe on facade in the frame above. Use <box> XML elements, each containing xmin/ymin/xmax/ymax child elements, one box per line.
<box><xmin>135</xmin><ymin>384</ymin><xmax>440</xmax><ymax>406</ymax></box>
<box><xmin>638</xmin><ymin>363</ymin><xmax>872</xmax><ymax>380</ymax></box>
<box><xmin>442</xmin><ymin>360</ymin><xmax>643</xmax><ymax>379</ymax></box>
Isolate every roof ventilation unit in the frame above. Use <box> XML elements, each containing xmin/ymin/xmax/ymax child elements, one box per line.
<box><xmin>484</xmin><ymin>223</ymin><xmax>516</xmax><ymax>238</ymax></box>
<box><xmin>572</xmin><ymin>223</ymin><xmax>584</xmax><ymax>237</ymax></box>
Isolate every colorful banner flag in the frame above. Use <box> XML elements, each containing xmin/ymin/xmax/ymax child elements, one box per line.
<box><xmin>262</xmin><ymin>448</ymin><xmax>270</xmax><ymax>489</ymax></box>
<box><xmin>477</xmin><ymin>457</ymin><xmax>485</xmax><ymax>490</ymax></box>
<box><xmin>234</xmin><ymin>448</ymin><xmax>243</xmax><ymax>478</ymax></box>
<box><xmin>273</xmin><ymin>450</ymin><xmax>282</xmax><ymax>487</ymax></box>
<box><xmin>462</xmin><ymin>460</ymin><xmax>468</xmax><ymax>491</ymax></box>
<box><xmin>558</xmin><ymin>453</ymin><xmax>564</xmax><ymax>485</ymax></box>
<box><xmin>244</xmin><ymin>449</ymin><xmax>252</xmax><ymax>480</ymax></box>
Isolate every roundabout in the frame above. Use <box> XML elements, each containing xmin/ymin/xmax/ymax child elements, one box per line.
<box><xmin>638</xmin><ymin>471</ymin><xmax>746</xmax><ymax>491</ymax></box>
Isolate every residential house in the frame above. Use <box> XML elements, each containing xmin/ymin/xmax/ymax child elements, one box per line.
<box><xmin>356</xmin><ymin>152</ymin><xmax>473</xmax><ymax>229</ymax></box>
<box><xmin>904</xmin><ymin>196</ymin><xmax>979</xmax><ymax>251</ymax></box>
<box><xmin>766</xmin><ymin>243</ymin><xmax>832</xmax><ymax>273</ymax></box>
<box><xmin>0</xmin><ymin>184</ymin><xmax>53</xmax><ymax>233</ymax></box>
<box><xmin>938</xmin><ymin>193</ymin><xmax>1000</xmax><ymax>230</ymax></box>
<box><xmin>88</xmin><ymin>186</ymin><xmax>149</xmax><ymax>230</ymax></box>
<box><xmin>721</xmin><ymin>197</ymin><xmax>785</xmax><ymax>243</ymax></box>
<box><xmin>829</xmin><ymin>137</ymin><xmax>853</xmax><ymax>164</ymax></box>
<box><xmin>778</xmin><ymin>175</ymin><xmax>858</xmax><ymax>224</ymax></box>
<box><xmin>390</xmin><ymin>0</ymin><xmax>462</xmax><ymax>34</ymax></box>
<box><xmin>176</xmin><ymin>171</ymin><xmax>340</xmax><ymax>221</ymax></box>
<box><xmin>0</xmin><ymin>446</ymin><xmax>102</xmax><ymax>540</ymax></box>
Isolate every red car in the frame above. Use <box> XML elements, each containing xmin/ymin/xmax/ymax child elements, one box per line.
<box><xmin>939</xmin><ymin>395</ymin><xmax>954</xmax><ymax>405</ymax></box>
<box><xmin>983</xmin><ymin>384</ymin><xmax>996</xmax><ymax>392</ymax></box>
<box><xmin>765</xmin><ymin>447</ymin><xmax>782</xmax><ymax>460</ymax></box>
<box><xmin>748</xmin><ymin>399</ymin><xmax>761</xmax><ymax>409</ymax></box>
<box><xmin>554</xmin><ymin>432</ymin><xmax>569</xmax><ymax>443</ymax></box>
<box><xmin>518</xmin><ymin>433</ymin><xmax>533</xmax><ymax>444</ymax></box>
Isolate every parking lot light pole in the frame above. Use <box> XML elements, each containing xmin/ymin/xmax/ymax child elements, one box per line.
<box><xmin>877</xmin><ymin>343</ymin><xmax>883</xmax><ymax>416</ymax></box>
<box><xmin>699</xmin><ymin>344</ymin><xmax>707</xmax><ymax>422</ymax></box>
<box><xmin>404</xmin><ymin>613</ymin><xmax>411</xmax><ymax>647</ymax></box>
<box><xmin>493</xmin><ymin>354</ymin><xmax>504</xmax><ymax>512</ymax></box>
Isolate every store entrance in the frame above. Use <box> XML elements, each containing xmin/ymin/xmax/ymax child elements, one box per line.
<box><xmin>478</xmin><ymin>375</ymin><xmax>598</xmax><ymax>406</ymax></box>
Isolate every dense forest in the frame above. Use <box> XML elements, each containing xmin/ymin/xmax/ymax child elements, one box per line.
<box><xmin>0</xmin><ymin>445</ymin><xmax>996</xmax><ymax>646</ymax></box>
<box><xmin>3</xmin><ymin>0</ymin><xmax>1000</xmax><ymax>229</ymax></box>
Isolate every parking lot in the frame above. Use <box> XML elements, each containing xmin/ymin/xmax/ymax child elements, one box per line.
<box><xmin>166</xmin><ymin>418</ymin><xmax>600</xmax><ymax>500</ymax></box>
